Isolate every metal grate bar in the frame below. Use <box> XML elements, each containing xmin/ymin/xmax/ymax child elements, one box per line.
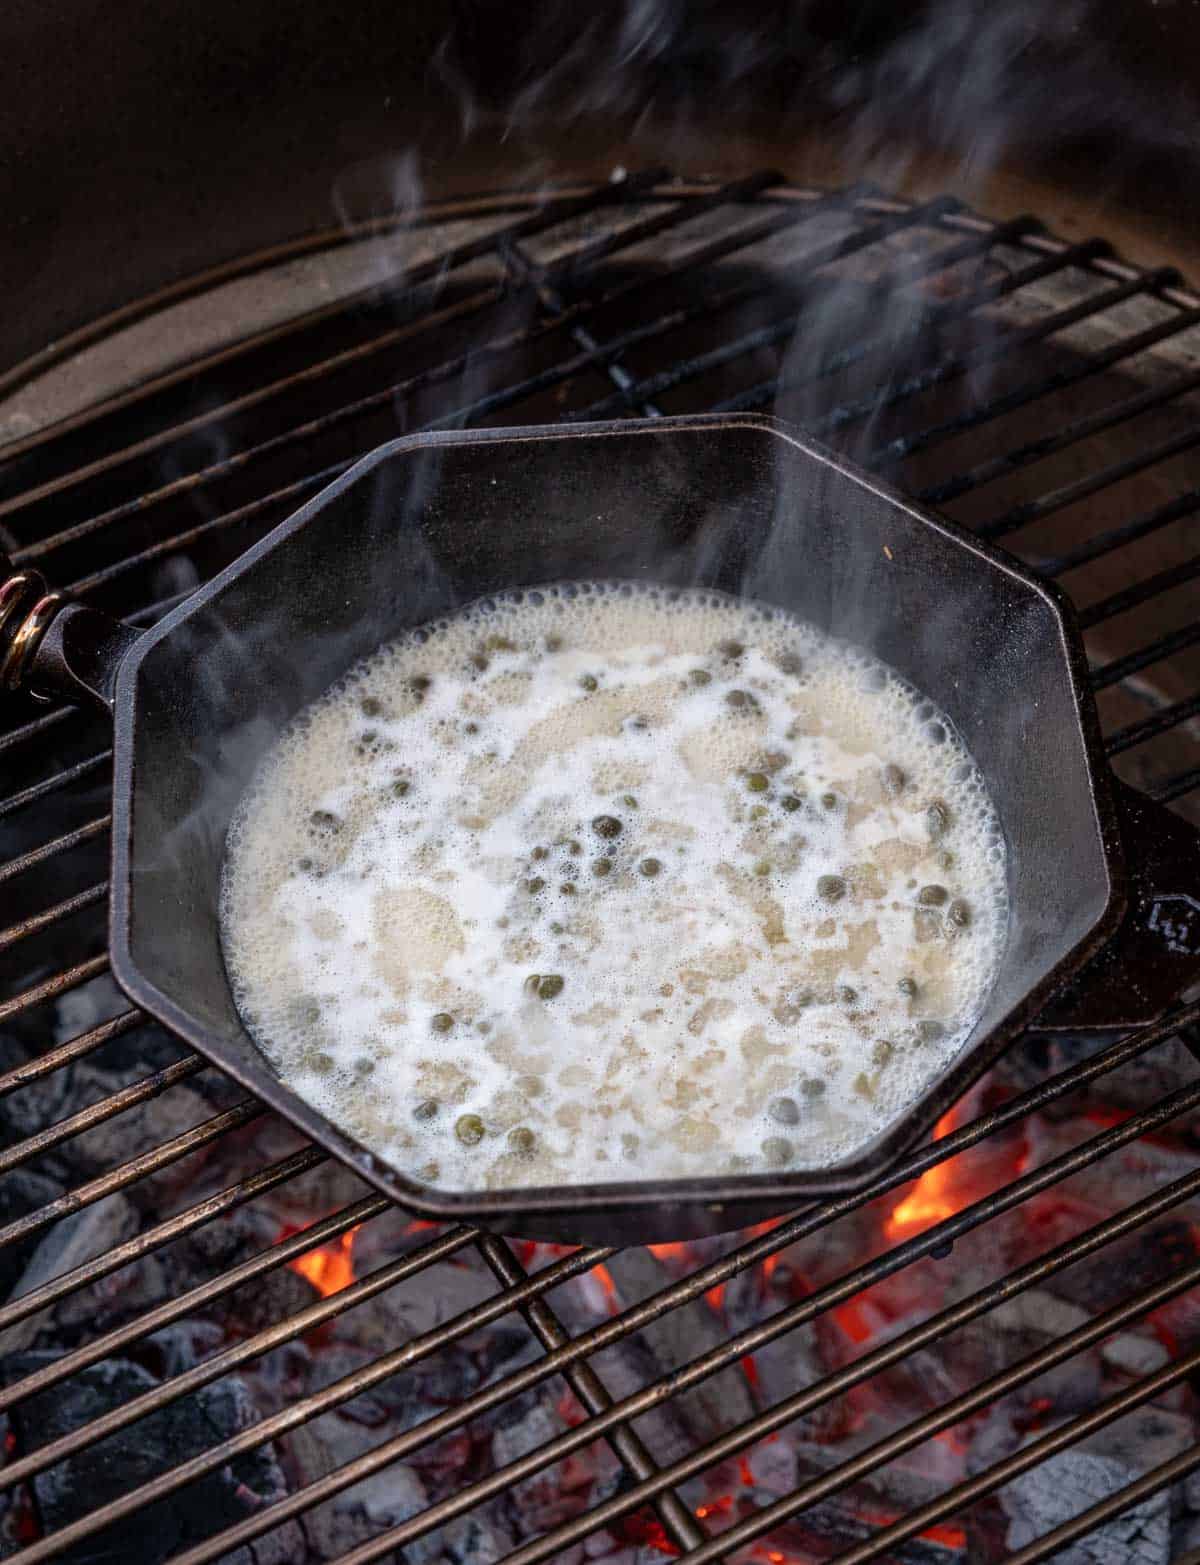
<box><xmin>0</xmin><ymin>813</ymin><xmax>110</xmax><ymax>886</ymax></box>
<box><xmin>0</xmin><ymin>169</ymin><xmax>674</xmax><ymax>503</ymax></box>
<box><xmin>0</xmin><ymin>1221</ymin><xmax>486</xmax><ymax>1492</ymax></box>
<box><xmin>329</xmin><ymin>1165</ymin><xmax>1200</xmax><ymax>1565</ymax></box>
<box><xmin>978</xmin><ymin>424</ymin><xmax>1200</xmax><ymax>543</ymax></box>
<box><xmin>681</xmin><ymin>1273</ymin><xmax>1200</xmax><ymax>1565</ymax></box>
<box><xmin>477</xmin><ymin>1231</ymin><xmax>708</xmax><ymax>1556</ymax></box>
<box><xmin>0</xmin><ymin>751</ymin><xmax>112</xmax><ymax>822</ymax></box>
<box><xmin>0</xmin><ymin>880</ymin><xmax>108</xmax><ymax>955</ymax></box>
<box><xmin>1152</xmin><ymin>761</ymin><xmax>1200</xmax><ymax>803</ymax></box>
<box><xmin>1091</xmin><ymin>619</ymin><xmax>1200</xmax><ymax>690</ymax></box>
<box><xmin>865</xmin><ymin>271</ymin><xmax>1191</xmax><ymax>468</ymax></box>
<box><xmin>9</xmin><ymin>173</ymin><xmax>808</xmax><ymax>564</ymax></box>
<box><xmin>0</xmin><ymin>1099</ymin><xmax>262</xmax><ymax>1253</ymax></box>
<box><xmin>1042</xmin><ymin>488</ymin><xmax>1200</xmax><ymax>577</ymax></box>
<box><xmin>919</xmin><ymin>365</ymin><xmax>1200</xmax><ymax>507</ymax></box>
<box><xmin>1106</xmin><ymin>688</ymin><xmax>1200</xmax><ymax>756</ymax></box>
<box><xmin>1004</xmin><ymin>1443</ymin><xmax>1200</xmax><ymax>1565</ymax></box>
<box><xmin>0</xmin><ymin>1007</ymin><xmax>142</xmax><ymax>1097</ymax></box>
<box><xmin>0</xmin><ymin>703</ymin><xmax>73</xmax><ymax>758</ymax></box>
<box><xmin>743</xmin><ymin>267</ymin><xmax>1179</xmax><ymax>443</ymax></box>
<box><xmin>1079</xmin><ymin>552</ymin><xmax>1200</xmax><ymax>628</ymax></box>
<box><xmin>0</xmin><ymin>1186</ymin><xmax>382</xmax><ymax>1410</ymax></box>
<box><xmin>709</xmin><ymin>235</ymin><xmax>1108</xmax><ymax>420</ymax></box>
<box><xmin>0</xmin><ymin>1145</ymin><xmax>329</xmax><ymax>1339</ymax></box>
<box><xmin>826</xmin><ymin>1341</ymin><xmax>1200</xmax><ymax>1565</ymax></box>
<box><xmin>0</xmin><ymin>1051</ymin><xmax>202</xmax><ymax>1175</ymax></box>
<box><xmin>0</xmin><ymin>955</ymin><xmax>110</xmax><ymax>1025</ymax></box>
<box><xmin>111</xmin><ymin>1018</ymin><xmax>1200</xmax><ymax>1565</ymax></box>
<box><xmin>4</xmin><ymin>1245</ymin><xmax>615</xmax><ymax>1565</ymax></box>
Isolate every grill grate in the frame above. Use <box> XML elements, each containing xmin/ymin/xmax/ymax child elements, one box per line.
<box><xmin>2</xmin><ymin>173</ymin><xmax>1200</xmax><ymax>1564</ymax></box>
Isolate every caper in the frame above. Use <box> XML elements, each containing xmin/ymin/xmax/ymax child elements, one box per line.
<box><xmin>471</xmin><ymin>652</ymin><xmax>490</xmax><ymax>672</ymax></box>
<box><xmin>872</xmin><ymin>1040</ymin><xmax>895</xmax><ymax>1067</ymax></box>
<box><xmin>464</xmin><ymin>721</ymin><xmax>479</xmax><ymax>735</ymax></box>
<box><xmin>579</xmin><ymin>673</ymin><xmax>598</xmax><ymax>692</ymax></box>
<box><xmin>918</xmin><ymin>1019</ymin><xmax>945</xmax><ymax>1042</ymax></box>
<box><xmin>688</xmin><ymin>667</ymin><xmax>713</xmax><ymax>687</ymax></box>
<box><xmin>853</xmin><ymin>1072</ymin><xmax>875</xmax><ymax>1100</ymax></box>
<box><xmin>309</xmin><ymin>809</ymin><xmax>340</xmax><ymax>832</ymax></box>
<box><xmin>360</xmin><ymin>696</ymin><xmax>382</xmax><ymax>717</ymax></box>
<box><xmin>485</xmin><ymin>634</ymin><xmax>516</xmax><ymax>652</ymax></box>
<box><xmin>817</xmin><ymin>874</ymin><xmax>846</xmax><ymax>902</ymax></box>
<box><xmin>524</xmin><ymin>973</ymin><xmax>543</xmax><ymax>996</ymax></box>
<box><xmin>537</xmin><ymin>974</ymin><xmax>565</xmax><ymax>999</ymax></box>
<box><xmin>430</xmin><ymin>1012</ymin><xmax>454</xmax><ymax>1033</ymax></box>
<box><xmin>391</xmin><ymin>778</ymin><xmax>411</xmax><ymax>798</ymax></box>
<box><xmin>838</xmin><ymin>986</ymin><xmax>858</xmax><ymax>1006</ymax></box>
<box><xmin>718</xmin><ymin>639</ymin><xmax>744</xmax><ymax>660</ymax></box>
<box><xmin>762</xmin><ymin>750</ymin><xmax>789</xmax><ymax>774</ymax></box>
<box><xmin>725</xmin><ymin>689</ymin><xmax>757</xmax><ymax>711</ymax></box>
<box><xmin>881</xmin><ymin>764</ymin><xmax>906</xmax><ymax>797</ymax></box>
<box><xmin>821</xmin><ymin>792</ymin><xmax>838</xmax><ymax>810</ymax></box>
<box><xmin>749</xmin><ymin>804</ymin><xmax>769</xmax><ymax>821</ymax></box>
<box><xmin>938</xmin><ymin>850</ymin><xmax>956</xmax><ymax>872</ymax></box>
<box><xmin>898</xmin><ymin>975</ymin><xmax>919</xmax><ymax>998</ymax></box>
<box><xmin>917</xmin><ymin>884</ymin><xmax>948</xmax><ymax>907</ymax></box>
<box><xmin>410</xmin><ymin>674</ymin><xmax>431</xmax><ymax>700</ymax></box>
<box><xmin>769</xmin><ymin>1096</ymin><xmax>800</xmax><ymax>1125</ymax></box>
<box><xmin>947</xmin><ymin>898</ymin><xmax>972</xmax><ymax>929</ymax></box>
<box><xmin>531</xmin><ymin>846</ymin><xmax>548</xmax><ymax>861</ymax></box>
<box><xmin>640</xmin><ymin>858</ymin><xmax>663</xmax><ymax>878</ymax></box>
<box><xmin>455</xmin><ymin>1114</ymin><xmax>485</xmax><ymax>1146</ymax></box>
<box><xmin>417</xmin><ymin>1161</ymin><xmax>440</xmax><ymax>1182</ymax></box>
<box><xmin>762</xmin><ymin>1136</ymin><xmax>794</xmax><ymax>1168</ymax></box>
<box><xmin>925</xmin><ymin>800</ymin><xmax>951</xmax><ymax>839</ymax></box>
<box><xmin>780</xmin><ymin>793</ymin><xmax>803</xmax><ymax>813</ymax></box>
<box><xmin>746</xmin><ymin>772</ymin><xmax>770</xmax><ymax>793</ymax></box>
<box><xmin>777</xmin><ymin>651</ymin><xmax>803</xmax><ymax>676</ymax></box>
<box><xmin>622</xmin><ymin>794</ymin><xmax>638</xmax><ymax>809</ymax></box>
<box><xmin>801</xmin><ymin>1078</ymin><xmax>826</xmax><ymax>1099</ymax></box>
<box><xmin>545</xmin><ymin>634</ymin><xmax>563</xmax><ymax>652</ymax></box>
<box><xmin>526</xmin><ymin>877</ymin><xmax>546</xmax><ymax>895</ymax></box>
<box><xmin>560</xmin><ymin>882</ymin><xmax>577</xmax><ymax>896</ymax></box>
<box><xmin>306</xmin><ymin>1052</ymin><xmax>335</xmax><ymax>1076</ymax></box>
<box><xmin>516</xmin><ymin>1075</ymin><xmax>544</xmax><ymax>1097</ymax></box>
<box><xmin>508</xmin><ymin>1126</ymin><xmax>537</xmax><ymax>1156</ymax></box>
<box><xmin>414</xmin><ymin>1098</ymin><xmax>440</xmax><ymax>1121</ymax></box>
<box><xmin>592</xmin><ymin>814</ymin><xmax>623</xmax><ymax>839</ymax></box>
<box><xmin>593</xmin><ymin>858</ymin><xmax>612</xmax><ymax>877</ymax></box>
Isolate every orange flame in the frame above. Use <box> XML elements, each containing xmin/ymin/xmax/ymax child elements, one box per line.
<box><xmin>288</xmin><ymin>1225</ymin><xmax>360</xmax><ymax>1297</ymax></box>
<box><xmin>884</xmin><ymin>1107</ymin><xmax>962</xmax><ymax>1241</ymax></box>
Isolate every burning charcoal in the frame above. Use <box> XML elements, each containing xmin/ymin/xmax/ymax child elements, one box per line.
<box><xmin>442</xmin><ymin>1511</ymin><xmax>514</xmax><ymax>1565</ymax></box>
<box><xmin>0</xmin><ymin>1192</ymin><xmax>139</xmax><ymax>1356</ymax></box>
<box><xmin>607</xmin><ymin>1248</ymin><xmax>756</xmax><ymax>1441</ymax></box>
<box><xmin>2</xmin><ymin>1354</ymin><xmax>295</xmax><ymax>1565</ymax></box>
<box><xmin>1001</xmin><ymin>1447</ymin><xmax>1170</xmax><ymax>1564</ymax></box>
<box><xmin>492</xmin><ymin>1393</ymin><xmax>570</xmax><ymax>1515</ymax></box>
<box><xmin>335</xmin><ymin>1464</ymin><xmax>442</xmax><ymax>1565</ymax></box>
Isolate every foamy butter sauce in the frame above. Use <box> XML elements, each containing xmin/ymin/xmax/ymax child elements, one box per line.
<box><xmin>220</xmin><ymin>583</ymin><xmax>1008</xmax><ymax>1190</ymax></box>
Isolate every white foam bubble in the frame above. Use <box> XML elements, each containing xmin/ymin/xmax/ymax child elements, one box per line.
<box><xmin>220</xmin><ymin>582</ymin><xmax>1008</xmax><ymax>1190</ymax></box>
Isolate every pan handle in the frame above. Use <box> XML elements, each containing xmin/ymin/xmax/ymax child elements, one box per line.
<box><xmin>0</xmin><ymin>552</ymin><xmax>141</xmax><ymax>713</ymax></box>
<box><xmin>1042</xmin><ymin>779</ymin><xmax>1200</xmax><ymax>1031</ymax></box>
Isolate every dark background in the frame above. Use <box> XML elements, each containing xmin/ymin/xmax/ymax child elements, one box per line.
<box><xmin>4</xmin><ymin>0</ymin><xmax>1199</xmax><ymax>377</ymax></box>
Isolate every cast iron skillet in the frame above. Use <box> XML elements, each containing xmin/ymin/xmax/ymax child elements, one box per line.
<box><xmin>4</xmin><ymin>414</ymin><xmax>1200</xmax><ymax>1243</ymax></box>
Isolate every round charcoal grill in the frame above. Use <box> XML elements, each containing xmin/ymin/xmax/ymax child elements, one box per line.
<box><xmin>2</xmin><ymin>174</ymin><xmax>1200</xmax><ymax>1565</ymax></box>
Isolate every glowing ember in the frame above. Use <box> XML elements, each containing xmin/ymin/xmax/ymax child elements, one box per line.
<box><xmin>695</xmin><ymin>1494</ymin><xmax>734</xmax><ymax>1519</ymax></box>
<box><xmin>884</xmin><ymin>1107</ymin><xmax>962</xmax><ymax>1240</ymax></box>
<box><xmin>286</xmin><ymin>1225</ymin><xmax>360</xmax><ymax>1297</ymax></box>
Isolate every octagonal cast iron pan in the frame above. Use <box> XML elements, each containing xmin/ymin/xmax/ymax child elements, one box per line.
<box><xmin>5</xmin><ymin>415</ymin><xmax>1200</xmax><ymax>1244</ymax></box>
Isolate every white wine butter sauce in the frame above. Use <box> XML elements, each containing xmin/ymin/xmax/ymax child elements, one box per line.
<box><xmin>220</xmin><ymin>583</ymin><xmax>1008</xmax><ymax>1190</ymax></box>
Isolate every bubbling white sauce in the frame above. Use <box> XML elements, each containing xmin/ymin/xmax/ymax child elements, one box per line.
<box><xmin>220</xmin><ymin>582</ymin><xmax>1007</xmax><ymax>1190</ymax></box>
